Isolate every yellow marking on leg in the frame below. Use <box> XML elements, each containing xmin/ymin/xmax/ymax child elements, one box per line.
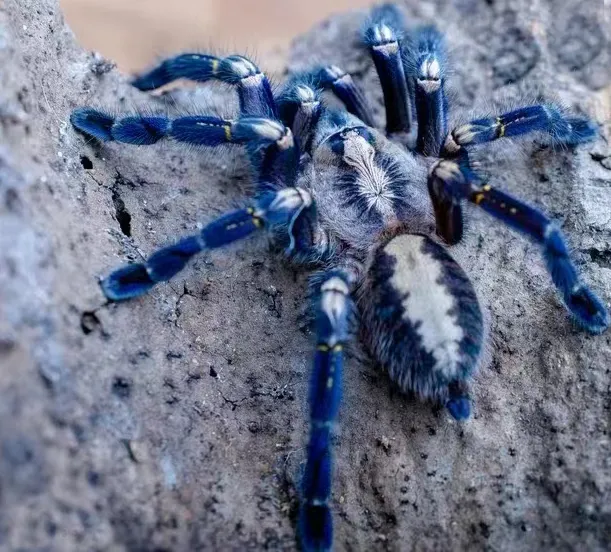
<box><xmin>211</xmin><ymin>59</ymin><xmax>219</xmax><ymax>74</ymax></box>
<box><xmin>496</xmin><ymin>118</ymin><xmax>506</xmax><ymax>138</ymax></box>
<box><xmin>245</xmin><ymin>206</ymin><xmax>263</xmax><ymax>228</ymax></box>
<box><xmin>224</xmin><ymin>125</ymin><xmax>232</xmax><ymax>141</ymax></box>
<box><xmin>317</xmin><ymin>343</ymin><xmax>343</xmax><ymax>353</ymax></box>
<box><xmin>474</xmin><ymin>185</ymin><xmax>491</xmax><ymax>205</ymax></box>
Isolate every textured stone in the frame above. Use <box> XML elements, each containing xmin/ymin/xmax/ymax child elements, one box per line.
<box><xmin>1</xmin><ymin>0</ymin><xmax>610</xmax><ymax>550</ymax></box>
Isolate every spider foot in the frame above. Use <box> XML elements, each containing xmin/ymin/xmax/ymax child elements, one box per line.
<box><xmin>443</xmin><ymin>105</ymin><xmax>598</xmax><ymax>156</ymax></box>
<box><xmin>71</xmin><ymin>108</ymin><xmax>115</xmax><ymax>142</ymax></box>
<box><xmin>130</xmin><ymin>54</ymin><xmax>277</xmax><ymax>119</ymax></box>
<box><xmin>544</xmin><ymin>227</ymin><xmax>609</xmax><ymax>334</ymax></box>
<box><xmin>100</xmin><ymin>263</ymin><xmax>155</xmax><ymax>301</ymax></box>
<box><xmin>71</xmin><ymin>108</ymin><xmax>170</xmax><ymax>144</ymax></box>
<box><xmin>565</xmin><ymin>284</ymin><xmax>609</xmax><ymax>335</ymax></box>
<box><xmin>300</xmin><ymin>503</ymin><xmax>332</xmax><ymax>552</ymax></box>
<box><xmin>559</xmin><ymin>116</ymin><xmax>598</xmax><ymax>145</ymax></box>
<box><xmin>101</xmin><ymin>235</ymin><xmax>202</xmax><ymax>301</ymax></box>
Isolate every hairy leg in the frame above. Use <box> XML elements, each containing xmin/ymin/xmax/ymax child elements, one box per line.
<box><xmin>305</xmin><ymin>65</ymin><xmax>375</xmax><ymax>128</ymax></box>
<box><xmin>300</xmin><ymin>270</ymin><xmax>352</xmax><ymax>552</ymax></box>
<box><xmin>428</xmin><ymin>158</ymin><xmax>609</xmax><ymax>334</ymax></box>
<box><xmin>409</xmin><ymin>26</ymin><xmax>448</xmax><ymax>157</ymax></box>
<box><xmin>100</xmin><ymin>187</ymin><xmax>313</xmax><ymax>301</ymax></box>
<box><xmin>70</xmin><ymin>110</ymin><xmax>298</xmax><ymax>191</ymax></box>
<box><xmin>442</xmin><ymin>104</ymin><xmax>597</xmax><ymax>157</ymax></box>
<box><xmin>277</xmin><ymin>79</ymin><xmax>323</xmax><ymax>155</ymax></box>
<box><xmin>362</xmin><ymin>3</ymin><xmax>415</xmax><ymax>143</ymax></box>
<box><xmin>131</xmin><ymin>53</ymin><xmax>277</xmax><ymax>118</ymax></box>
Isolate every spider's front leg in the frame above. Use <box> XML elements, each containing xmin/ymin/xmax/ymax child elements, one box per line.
<box><xmin>70</xmin><ymin>110</ymin><xmax>298</xmax><ymax>191</ymax></box>
<box><xmin>277</xmin><ymin>80</ymin><xmax>323</xmax><ymax>155</ymax></box>
<box><xmin>130</xmin><ymin>53</ymin><xmax>276</xmax><ymax>118</ymax></box>
<box><xmin>362</xmin><ymin>3</ymin><xmax>415</xmax><ymax>143</ymax></box>
<box><xmin>298</xmin><ymin>65</ymin><xmax>375</xmax><ymax>128</ymax></box>
<box><xmin>411</xmin><ymin>26</ymin><xmax>449</xmax><ymax>156</ymax></box>
<box><xmin>300</xmin><ymin>269</ymin><xmax>353</xmax><ymax>552</ymax></box>
<box><xmin>100</xmin><ymin>187</ymin><xmax>313</xmax><ymax>301</ymax></box>
<box><xmin>429</xmin><ymin>158</ymin><xmax>609</xmax><ymax>334</ymax></box>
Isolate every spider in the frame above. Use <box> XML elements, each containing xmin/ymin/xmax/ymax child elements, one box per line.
<box><xmin>70</xmin><ymin>3</ymin><xmax>609</xmax><ymax>550</ymax></box>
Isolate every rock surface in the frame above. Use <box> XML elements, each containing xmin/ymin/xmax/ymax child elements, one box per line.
<box><xmin>1</xmin><ymin>0</ymin><xmax>610</xmax><ymax>550</ymax></box>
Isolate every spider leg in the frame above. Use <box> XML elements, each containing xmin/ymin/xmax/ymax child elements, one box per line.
<box><xmin>441</xmin><ymin>104</ymin><xmax>598</xmax><ymax>156</ymax></box>
<box><xmin>429</xmin><ymin>159</ymin><xmax>609</xmax><ymax>334</ymax></box>
<box><xmin>410</xmin><ymin>26</ymin><xmax>448</xmax><ymax>157</ymax></box>
<box><xmin>100</xmin><ymin>187</ymin><xmax>313</xmax><ymax>301</ymax></box>
<box><xmin>130</xmin><ymin>54</ymin><xmax>277</xmax><ymax>118</ymax></box>
<box><xmin>277</xmin><ymin>79</ymin><xmax>323</xmax><ymax>155</ymax></box>
<box><xmin>362</xmin><ymin>3</ymin><xmax>415</xmax><ymax>144</ymax></box>
<box><xmin>300</xmin><ymin>270</ymin><xmax>352</xmax><ymax>552</ymax></box>
<box><xmin>307</xmin><ymin>65</ymin><xmax>375</xmax><ymax>127</ymax></box>
<box><xmin>70</xmin><ymin>110</ymin><xmax>298</xmax><ymax>191</ymax></box>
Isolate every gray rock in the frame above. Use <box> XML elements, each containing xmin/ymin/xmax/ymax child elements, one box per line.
<box><xmin>1</xmin><ymin>0</ymin><xmax>610</xmax><ymax>550</ymax></box>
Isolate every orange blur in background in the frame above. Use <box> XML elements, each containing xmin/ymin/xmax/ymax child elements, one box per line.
<box><xmin>61</xmin><ymin>0</ymin><xmax>377</xmax><ymax>73</ymax></box>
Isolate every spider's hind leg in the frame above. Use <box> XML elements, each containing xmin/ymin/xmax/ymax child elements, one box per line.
<box><xmin>130</xmin><ymin>53</ymin><xmax>277</xmax><ymax>118</ymax></box>
<box><xmin>362</xmin><ymin>3</ymin><xmax>415</xmax><ymax>144</ymax></box>
<box><xmin>430</xmin><ymin>158</ymin><xmax>609</xmax><ymax>334</ymax></box>
<box><xmin>300</xmin><ymin>270</ymin><xmax>353</xmax><ymax>552</ymax></box>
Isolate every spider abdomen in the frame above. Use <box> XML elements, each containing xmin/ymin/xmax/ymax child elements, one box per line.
<box><xmin>359</xmin><ymin>233</ymin><xmax>483</xmax><ymax>404</ymax></box>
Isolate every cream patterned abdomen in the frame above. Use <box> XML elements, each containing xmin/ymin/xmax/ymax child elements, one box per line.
<box><xmin>359</xmin><ymin>233</ymin><xmax>483</xmax><ymax>402</ymax></box>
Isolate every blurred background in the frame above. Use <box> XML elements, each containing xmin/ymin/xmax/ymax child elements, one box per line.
<box><xmin>61</xmin><ymin>0</ymin><xmax>378</xmax><ymax>74</ymax></box>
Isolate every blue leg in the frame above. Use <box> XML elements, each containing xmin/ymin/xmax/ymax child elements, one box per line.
<box><xmin>70</xmin><ymin>110</ymin><xmax>299</xmax><ymax>190</ymax></box>
<box><xmin>71</xmin><ymin>110</ymin><xmax>285</xmax><ymax>147</ymax></box>
<box><xmin>312</xmin><ymin>66</ymin><xmax>375</xmax><ymax>128</ymax></box>
<box><xmin>363</xmin><ymin>4</ymin><xmax>415</xmax><ymax>142</ymax></box>
<box><xmin>131</xmin><ymin>53</ymin><xmax>277</xmax><ymax>118</ymax></box>
<box><xmin>426</xmin><ymin>158</ymin><xmax>465</xmax><ymax>245</ymax></box>
<box><xmin>300</xmin><ymin>271</ymin><xmax>352</xmax><ymax>552</ymax></box>
<box><xmin>442</xmin><ymin>104</ymin><xmax>598</xmax><ymax>156</ymax></box>
<box><xmin>429</xmin><ymin>159</ymin><xmax>609</xmax><ymax>334</ymax></box>
<box><xmin>277</xmin><ymin>79</ymin><xmax>323</xmax><ymax>154</ymax></box>
<box><xmin>101</xmin><ymin>187</ymin><xmax>313</xmax><ymax>301</ymax></box>
<box><xmin>410</xmin><ymin>26</ymin><xmax>448</xmax><ymax>157</ymax></box>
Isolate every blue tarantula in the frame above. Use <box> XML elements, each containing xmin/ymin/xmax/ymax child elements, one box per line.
<box><xmin>70</xmin><ymin>3</ymin><xmax>608</xmax><ymax>550</ymax></box>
